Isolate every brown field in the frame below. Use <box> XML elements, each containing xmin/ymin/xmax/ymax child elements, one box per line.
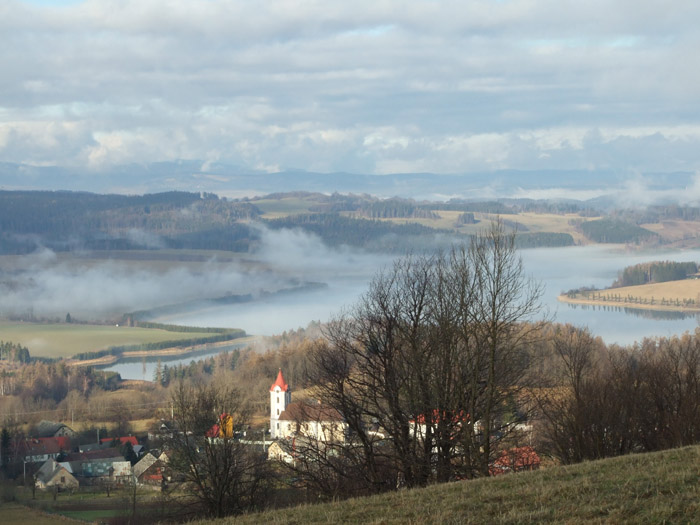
<box><xmin>342</xmin><ymin>210</ymin><xmax>599</xmax><ymax>244</ymax></box>
<box><xmin>641</xmin><ymin>220</ymin><xmax>700</xmax><ymax>245</ymax></box>
<box><xmin>559</xmin><ymin>278</ymin><xmax>700</xmax><ymax>311</ymax></box>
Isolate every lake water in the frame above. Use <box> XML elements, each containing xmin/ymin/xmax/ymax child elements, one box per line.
<box><xmin>104</xmin><ymin>245</ymin><xmax>700</xmax><ymax>380</ymax></box>
<box><xmin>100</xmin><ymin>340</ymin><xmax>250</xmax><ymax>381</ymax></box>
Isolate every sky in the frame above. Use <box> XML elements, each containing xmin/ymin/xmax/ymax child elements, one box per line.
<box><xmin>2</xmin><ymin>0</ymin><xmax>700</xmax><ymax>177</ymax></box>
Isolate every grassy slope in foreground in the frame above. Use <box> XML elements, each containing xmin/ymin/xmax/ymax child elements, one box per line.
<box><xmin>199</xmin><ymin>446</ymin><xmax>700</xmax><ymax>525</ymax></box>
<box><xmin>559</xmin><ymin>278</ymin><xmax>700</xmax><ymax>312</ymax></box>
<box><xmin>0</xmin><ymin>321</ymin><xmax>219</xmax><ymax>359</ymax></box>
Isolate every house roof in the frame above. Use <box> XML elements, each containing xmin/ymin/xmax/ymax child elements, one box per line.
<box><xmin>278</xmin><ymin>402</ymin><xmax>344</xmax><ymax>423</ymax></box>
<box><xmin>22</xmin><ymin>437</ymin><xmax>67</xmax><ymax>456</ymax></box>
<box><xmin>270</xmin><ymin>369</ymin><xmax>289</xmax><ymax>392</ymax></box>
<box><xmin>409</xmin><ymin>410</ymin><xmax>468</xmax><ymax>426</ymax></box>
<box><xmin>36</xmin><ymin>458</ymin><xmax>60</xmax><ymax>481</ymax></box>
<box><xmin>35</xmin><ymin>420</ymin><xmax>74</xmax><ymax>438</ymax></box>
<box><xmin>101</xmin><ymin>436</ymin><xmax>138</xmax><ymax>446</ymax></box>
<box><xmin>133</xmin><ymin>453</ymin><xmax>159</xmax><ymax>478</ymax></box>
<box><xmin>64</xmin><ymin>448</ymin><xmax>124</xmax><ymax>462</ymax></box>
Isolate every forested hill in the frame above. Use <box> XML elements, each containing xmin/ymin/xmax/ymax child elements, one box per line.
<box><xmin>0</xmin><ymin>190</ymin><xmax>579</xmax><ymax>254</ymax></box>
<box><xmin>0</xmin><ymin>190</ymin><xmax>261</xmax><ymax>253</ymax></box>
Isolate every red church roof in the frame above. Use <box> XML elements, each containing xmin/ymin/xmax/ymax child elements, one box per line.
<box><xmin>270</xmin><ymin>369</ymin><xmax>289</xmax><ymax>392</ymax></box>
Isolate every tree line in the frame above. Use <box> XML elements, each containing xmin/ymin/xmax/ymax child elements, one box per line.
<box><xmin>536</xmin><ymin>326</ymin><xmax>700</xmax><ymax>462</ymax></box>
<box><xmin>613</xmin><ymin>260</ymin><xmax>698</xmax><ymax>287</ymax></box>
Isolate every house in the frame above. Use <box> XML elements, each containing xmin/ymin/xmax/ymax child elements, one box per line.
<box><xmin>62</xmin><ymin>449</ymin><xmax>132</xmax><ymax>485</ymax></box>
<box><xmin>133</xmin><ymin>453</ymin><xmax>158</xmax><ymax>479</ymax></box>
<box><xmin>35</xmin><ymin>420</ymin><xmax>76</xmax><ymax>439</ymax></box>
<box><xmin>490</xmin><ymin>446</ymin><xmax>541</xmax><ymax>476</ymax></box>
<box><xmin>21</xmin><ymin>437</ymin><xmax>70</xmax><ymax>463</ymax></box>
<box><xmin>100</xmin><ymin>436</ymin><xmax>138</xmax><ymax>447</ymax></box>
<box><xmin>269</xmin><ymin>370</ymin><xmax>347</xmax><ymax>443</ymax></box>
<box><xmin>133</xmin><ymin>453</ymin><xmax>166</xmax><ymax>486</ymax></box>
<box><xmin>267</xmin><ymin>439</ymin><xmax>296</xmax><ymax>464</ymax></box>
<box><xmin>35</xmin><ymin>458</ymin><xmax>79</xmax><ymax>490</ymax></box>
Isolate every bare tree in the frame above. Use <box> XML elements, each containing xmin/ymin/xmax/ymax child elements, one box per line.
<box><xmin>300</xmin><ymin>221</ymin><xmax>544</xmax><ymax>495</ymax></box>
<box><xmin>167</xmin><ymin>381</ymin><xmax>270</xmax><ymax>518</ymax></box>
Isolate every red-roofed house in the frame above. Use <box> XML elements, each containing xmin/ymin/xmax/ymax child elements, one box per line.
<box><xmin>490</xmin><ymin>446</ymin><xmax>541</xmax><ymax>476</ymax></box>
<box><xmin>21</xmin><ymin>437</ymin><xmax>70</xmax><ymax>463</ymax></box>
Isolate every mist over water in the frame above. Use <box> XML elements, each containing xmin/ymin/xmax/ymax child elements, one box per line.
<box><xmin>96</xmin><ymin>242</ymin><xmax>700</xmax><ymax>380</ymax></box>
<box><xmin>3</xmin><ymin>228</ymin><xmax>700</xmax><ymax>353</ymax></box>
<box><xmin>156</xmin><ymin>243</ymin><xmax>700</xmax><ymax>346</ymax></box>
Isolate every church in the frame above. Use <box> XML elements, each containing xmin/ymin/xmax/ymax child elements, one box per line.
<box><xmin>269</xmin><ymin>369</ymin><xmax>346</xmax><ymax>442</ymax></box>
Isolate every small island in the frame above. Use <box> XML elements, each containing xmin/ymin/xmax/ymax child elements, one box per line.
<box><xmin>559</xmin><ymin>261</ymin><xmax>700</xmax><ymax>312</ymax></box>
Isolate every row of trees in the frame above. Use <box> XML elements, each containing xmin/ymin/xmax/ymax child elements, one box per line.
<box><xmin>0</xmin><ymin>341</ymin><xmax>30</xmax><ymax>363</ymax></box>
<box><xmin>614</xmin><ymin>260</ymin><xmax>698</xmax><ymax>287</ymax></box>
<box><xmin>537</xmin><ymin>327</ymin><xmax>700</xmax><ymax>462</ymax></box>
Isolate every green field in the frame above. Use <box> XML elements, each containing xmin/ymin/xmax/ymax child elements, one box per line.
<box><xmin>0</xmin><ymin>503</ymin><xmax>83</xmax><ymax>525</ymax></box>
<box><xmin>0</xmin><ymin>321</ymin><xmax>216</xmax><ymax>359</ymax></box>
<box><xmin>253</xmin><ymin>197</ymin><xmax>316</xmax><ymax>217</ymax></box>
<box><xmin>198</xmin><ymin>445</ymin><xmax>700</xmax><ymax>524</ymax></box>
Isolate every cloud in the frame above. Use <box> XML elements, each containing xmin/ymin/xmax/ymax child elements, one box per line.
<box><xmin>2</xmin><ymin>1</ymin><xmax>700</xmax><ymax>174</ymax></box>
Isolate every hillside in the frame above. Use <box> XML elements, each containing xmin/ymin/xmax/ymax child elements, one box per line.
<box><xmin>198</xmin><ymin>446</ymin><xmax>700</xmax><ymax>524</ymax></box>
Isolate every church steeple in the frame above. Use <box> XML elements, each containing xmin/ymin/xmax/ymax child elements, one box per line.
<box><xmin>270</xmin><ymin>369</ymin><xmax>292</xmax><ymax>439</ymax></box>
<box><xmin>270</xmin><ymin>369</ymin><xmax>289</xmax><ymax>392</ymax></box>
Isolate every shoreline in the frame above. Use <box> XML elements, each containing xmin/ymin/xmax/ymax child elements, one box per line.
<box><xmin>557</xmin><ymin>295</ymin><xmax>700</xmax><ymax>313</ymax></box>
<box><xmin>67</xmin><ymin>336</ymin><xmax>258</xmax><ymax>367</ymax></box>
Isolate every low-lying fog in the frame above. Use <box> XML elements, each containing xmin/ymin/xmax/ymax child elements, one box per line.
<box><xmin>2</xmin><ymin>225</ymin><xmax>700</xmax><ymax>346</ymax></box>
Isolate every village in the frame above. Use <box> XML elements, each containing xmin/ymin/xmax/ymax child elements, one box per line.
<box><xmin>2</xmin><ymin>368</ymin><xmax>540</xmax><ymax>505</ymax></box>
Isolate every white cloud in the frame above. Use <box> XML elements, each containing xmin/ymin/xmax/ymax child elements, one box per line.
<box><xmin>2</xmin><ymin>0</ymin><xmax>700</xmax><ymax>175</ymax></box>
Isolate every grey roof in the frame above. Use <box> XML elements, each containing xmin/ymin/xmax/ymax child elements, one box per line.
<box><xmin>36</xmin><ymin>458</ymin><xmax>60</xmax><ymax>482</ymax></box>
<box><xmin>36</xmin><ymin>420</ymin><xmax>74</xmax><ymax>438</ymax></box>
<box><xmin>133</xmin><ymin>453</ymin><xmax>158</xmax><ymax>478</ymax></box>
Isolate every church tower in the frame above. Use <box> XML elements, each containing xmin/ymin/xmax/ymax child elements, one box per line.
<box><xmin>270</xmin><ymin>369</ymin><xmax>291</xmax><ymax>439</ymax></box>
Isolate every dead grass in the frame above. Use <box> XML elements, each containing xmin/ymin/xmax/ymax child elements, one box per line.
<box><xmin>195</xmin><ymin>446</ymin><xmax>700</xmax><ymax>525</ymax></box>
<box><xmin>642</xmin><ymin>220</ymin><xmax>700</xmax><ymax>243</ymax></box>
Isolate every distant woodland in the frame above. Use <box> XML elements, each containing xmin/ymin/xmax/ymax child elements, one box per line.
<box><xmin>0</xmin><ymin>190</ymin><xmax>581</xmax><ymax>254</ymax></box>
<box><xmin>5</xmin><ymin>189</ymin><xmax>700</xmax><ymax>255</ymax></box>
<box><xmin>614</xmin><ymin>261</ymin><xmax>699</xmax><ymax>287</ymax></box>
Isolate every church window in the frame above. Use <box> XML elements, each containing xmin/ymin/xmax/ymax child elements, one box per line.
<box><xmin>277</xmin><ymin>396</ymin><xmax>279</xmax><ymax>404</ymax></box>
<box><xmin>277</xmin><ymin>409</ymin><xmax>280</xmax><ymax>415</ymax></box>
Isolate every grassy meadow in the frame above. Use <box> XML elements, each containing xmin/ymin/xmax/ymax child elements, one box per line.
<box><xmin>198</xmin><ymin>445</ymin><xmax>700</xmax><ymax>525</ymax></box>
<box><xmin>0</xmin><ymin>321</ymin><xmax>217</xmax><ymax>359</ymax></box>
<box><xmin>0</xmin><ymin>502</ymin><xmax>84</xmax><ymax>525</ymax></box>
<box><xmin>254</xmin><ymin>197</ymin><xmax>317</xmax><ymax>217</ymax></box>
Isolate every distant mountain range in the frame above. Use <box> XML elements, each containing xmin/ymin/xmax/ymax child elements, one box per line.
<box><xmin>0</xmin><ymin>161</ymin><xmax>695</xmax><ymax>205</ymax></box>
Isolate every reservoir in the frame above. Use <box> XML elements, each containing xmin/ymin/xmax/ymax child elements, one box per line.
<box><xmin>104</xmin><ymin>245</ymin><xmax>700</xmax><ymax>380</ymax></box>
